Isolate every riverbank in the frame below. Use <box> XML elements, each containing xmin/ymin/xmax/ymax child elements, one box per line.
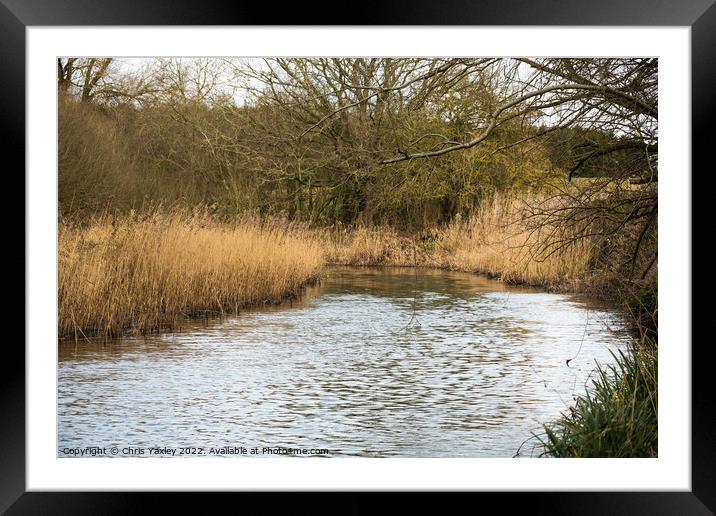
<box><xmin>60</xmin><ymin>195</ymin><xmax>601</xmax><ymax>339</ymax></box>
<box><xmin>325</xmin><ymin>195</ymin><xmax>602</xmax><ymax>295</ymax></box>
<box><xmin>59</xmin><ymin>196</ymin><xmax>633</xmax><ymax>337</ymax></box>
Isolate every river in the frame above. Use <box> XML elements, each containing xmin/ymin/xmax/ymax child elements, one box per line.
<box><xmin>58</xmin><ymin>266</ymin><xmax>629</xmax><ymax>458</ymax></box>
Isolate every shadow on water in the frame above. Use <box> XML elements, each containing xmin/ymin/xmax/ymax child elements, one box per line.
<box><xmin>58</xmin><ymin>266</ymin><xmax>629</xmax><ymax>458</ymax></box>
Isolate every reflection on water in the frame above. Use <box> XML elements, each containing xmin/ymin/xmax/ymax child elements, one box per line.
<box><xmin>58</xmin><ymin>266</ymin><xmax>629</xmax><ymax>458</ymax></box>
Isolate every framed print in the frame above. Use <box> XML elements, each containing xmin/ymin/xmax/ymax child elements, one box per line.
<box><xmin>5</xmin><ymin>0</ymin><xmax>711</xmax><ymax>512</ymax></box>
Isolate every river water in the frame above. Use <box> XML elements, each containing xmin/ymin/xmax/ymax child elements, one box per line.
<box><xmin>58</xmin><ymin>267</ymin><xmax>629</xmax><ymax>458</ymax></box>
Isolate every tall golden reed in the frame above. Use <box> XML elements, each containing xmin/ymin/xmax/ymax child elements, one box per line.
<box><xmin>435</xmin><ymin>194</ymin><xmax>592</xmax><ymax>288</ymax></box>
<box><xmin>324</xmin><ymin>193</ymin><xmax>592</xmax><ymax>290</ymax></box>
<box><xmin>59</xmin><ymin>211</ymin><xmax>323</xmax><ymax>338</ymax></box>
<box><xmin>59</xmin><ymin>193</ymin><xmax>593</xmax><ymax>338</ymax></box>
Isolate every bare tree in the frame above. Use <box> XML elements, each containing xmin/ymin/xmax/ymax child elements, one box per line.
<box><xmin>57</xmin><ymin>57</ymin><xmax>161</xmax><ymax>104</ymax></box>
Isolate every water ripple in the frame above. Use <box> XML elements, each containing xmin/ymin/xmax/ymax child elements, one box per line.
<box><xmin>59</xmin><ymin>267</ymin><xmax>629</xmax><ymax>458</ymax></box>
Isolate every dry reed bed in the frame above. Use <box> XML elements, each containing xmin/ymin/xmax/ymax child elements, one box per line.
<box><xmin>59</xmin><ymin>212</ymin><xmax>324</xmax><ymax>338</ymax></box>
<box><xmin>324</xmin><ymin>194</ymin><xmax>593</xmax><ymax>291</ymax></box>
<box><xmin>435</xmin><ymin>195</ymin><xmax>592</xmax><ymax>288</ymax></box>
<box><xmin>60</xmin><ymin>194</ymin><xmax>594</xmax><ymax>338</ymax></box>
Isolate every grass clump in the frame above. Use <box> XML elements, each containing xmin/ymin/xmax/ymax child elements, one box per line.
<box><xmin>538</xmin><ymin>340</ymin><xmax>658</xmax><ymax>457</ymax></box>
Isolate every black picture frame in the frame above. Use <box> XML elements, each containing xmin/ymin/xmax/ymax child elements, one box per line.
<box><xmin>6</xmin><ymin>0</ymin><xmax>710</xmax><ymax>512</ymax></box>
